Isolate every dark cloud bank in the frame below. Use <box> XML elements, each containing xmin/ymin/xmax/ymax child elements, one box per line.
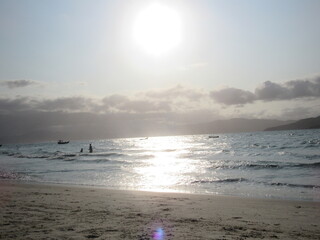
<box><xmin>0</xmin><ymin>77</ymin><xmax>319</xmax><ymax>143</ymax></box>
<box><xmin>210</xmin><ymin>76</ymin><xmax>320</xmax><ymax>105</ymax></box>
<box><xmin>0</xmin><ymin>93</ymin><xmax>210</xmax><ymax>143</ymax></box>
<box><xmin>1</xmin><ymin>79</ymin><xmax>38</xmax><ymax>89</ymax></box>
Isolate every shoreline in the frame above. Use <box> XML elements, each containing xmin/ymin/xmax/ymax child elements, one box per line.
<box><xmin>1</xmin><ymin>181</ymin><xmax>319</xmax><ymax>239</ymax></box>
<box><xmin>5</xmin><ymin>179</ymin><xmax>320</xmax><ymax>202</ymax></box>
<box><xmin>4</xmin><ymin>179</ymin><xmax>320</xmax><ymax>202</ymax></box>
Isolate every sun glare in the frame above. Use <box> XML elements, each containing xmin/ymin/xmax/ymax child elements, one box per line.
<box><xmin>133</xmin><ymin>3</ymin><xmax>182</xmax><ymax>56</ymax></box>
<box><xmin>133</xmin><ymin>136</ymin><xmax>197</xmax><ymax>192</ymax></box>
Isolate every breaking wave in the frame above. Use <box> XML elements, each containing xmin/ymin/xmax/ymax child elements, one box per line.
<box><xmin>191</xmin><ymin>178</ymin><xmax>248</xmax><ymax>184</ymax></box>
<box><xmin>210</xmin><ymin>161</ymin><xmax>320</xmax><ymax>170</ymax></box>
<box><xmin>191</xmin><ymin>178</ymin><xmax>320</xmax><ymax>189</ymax></box>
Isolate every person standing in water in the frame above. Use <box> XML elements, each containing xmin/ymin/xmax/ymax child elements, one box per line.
<box><xmin>89</xmin><ymin>144</ymin><xmax>93</xmax><ymax>153</ymax></box>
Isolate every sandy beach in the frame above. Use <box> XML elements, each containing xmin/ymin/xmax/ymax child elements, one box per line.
<box><xmin>0</xmin><ymin>182</ymin><xmax>319</xmax><ymax>240</ymax></box>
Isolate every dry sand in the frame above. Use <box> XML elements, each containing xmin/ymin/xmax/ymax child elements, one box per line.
<box><xmin>0</xmin><ymin>182</ymin><xmax>319</xmax><ymax>240</ymax></box>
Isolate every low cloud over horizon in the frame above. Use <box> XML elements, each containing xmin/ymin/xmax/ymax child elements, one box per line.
<box><xmin>1</xmin><ymin>75</ymin><xmax>319</xmax><ymax>143</ymax></box>
<box><xmin>210</xmin><ymin>75</ymin><xmax>320</xmax><ymax>105</ymax></box>
<box><xmin>1</xmin><ymin>75</ymin><xmax>319</xmax><ymax>113</ymax></box>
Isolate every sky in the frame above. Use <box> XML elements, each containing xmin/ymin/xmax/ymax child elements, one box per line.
<box><xmin>0</xmin><ymin>0</ymin><xmax>320</xmax><ymax>142</ymax></box>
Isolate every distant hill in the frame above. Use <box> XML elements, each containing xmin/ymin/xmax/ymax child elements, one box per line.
<box><xmin>2</xmin><ymin>114</ymin><xmax>317</xmax><ymax>144</ymax></box>
<box><xmin>178</xmin><ymin>118</ymin><xmax>293</xmax><ymax>135</ymax></box>
<box><xmin>265</xmin><ymin>116</ymin><xmax>320</xmax><ymax>131</ymax></box>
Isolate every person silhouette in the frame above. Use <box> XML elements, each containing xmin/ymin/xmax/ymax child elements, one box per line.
<box><xmin>89</xmin><ymin>144</ymin><xmax>93</xmax><ymax>153</ymax></box>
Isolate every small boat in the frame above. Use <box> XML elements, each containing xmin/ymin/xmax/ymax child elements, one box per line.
<box><xmin>208</xmin><ymin>135</ymin><xmax>219</xmax><ymax>139</ymax></box>
<box><xmin>58</xmin><ymin>140</ymin><xmax>69</xmax><ymax>144</ymax></box>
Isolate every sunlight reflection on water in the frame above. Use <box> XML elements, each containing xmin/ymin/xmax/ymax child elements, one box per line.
<box><xmin>2</xmin><ymin>130</ymin><xmax>318</xmax><ymax>200</ymax></box>
<box><xmin>133</xmin><ymin>136</ymin><xmax>200</xmax><ymax>192</ymax></box>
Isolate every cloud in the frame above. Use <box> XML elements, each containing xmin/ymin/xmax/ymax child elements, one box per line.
<box><xmin>102</xmin><ymin>94</ymin><xmax>171</xmax><ymax>113</ymax></box>
<box><xmin>119</xmin><ymin>100</ymin><xmax>171</xmax><ymax>113</ymax></box>
<box><xmin>2</xmin><ymin>78</ymin><xmax>319</xmax><ymax>115</ymax></box>
<box><xmin>102</xmin><ymin>89</ymin><xmax>204</xmax><ymax>114</ymax></box>
<box><xmin>141</xmin><ymin>85</ymin><xmax>206</xmax><ymax>102</ymax></box>
<box><xmin>0</xmin><ymin>80</ymin><xmax>319</xmax><ymax>143</ymax></box>
<box><xmin>2</xmin><ymin>79</ymin><xmax>39</xmax><ymax>89</ymax></box>
<box><xmin>0</xmin><ymin>96</ymin><xmax>99</xmax><ymax>114</ymax></box>
<box><xmin>255</xmin><ymin>76</ymin><xmax>320</xmax><ymax>101</ymax></box>
<box><xmin>210</xmin><ymin>88</ymin><xmax>256</xmax><ymax>105</ymax></box>
<box><xmin>254</xmin><ymin>81</ymin><xmax>290</xmax><ymax>100</ymax></box>
<box><xmin>0</xmin><ymin>97</ymin><xmax>35</xmax><ymax>113</ymax></box>
<box><xmin>285</xmin><ymin>76</ymin><xmax>320</xmax><ymax>98</ymax></box>
<box><xmin>36</xmin><ymin>97</ymin><xmax>97</xmax><ymax>112</ymax></box>
<box><xmin>102</xmin><ymin>94</ymin><xmax>129</xmax><ymax>108</ymax></box>
<box><xmin>0</xmin><ymin>89</ymin><xmax>184</xmax><ymax>115</ymax></box>
<box><xmin>0</xmin><ymin>87</ymin><xmax>218</xmax><ymax>143</ymax></box>
<box><xmin>0</xmin><ymin>105</ymin><xmax>220</xmax><ymax>143</ymax></box>
<box><xmin>210</xmin><ymin>76</ymin><xmax>320</xmax><ymax>105</ymax></box>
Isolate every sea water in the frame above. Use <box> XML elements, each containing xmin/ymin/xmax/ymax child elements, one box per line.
<box><xmin>0</xmin><ymin>129</ymin><xmax>319</xmax><ymax>201</ymax></box>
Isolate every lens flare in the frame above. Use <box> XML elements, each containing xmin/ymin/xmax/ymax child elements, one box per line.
<box><xmin>153</xmin><ymin>227</ymin><xmax>165</xmax><ymax>240</ymax></box>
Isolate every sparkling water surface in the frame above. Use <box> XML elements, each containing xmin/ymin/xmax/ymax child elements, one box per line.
<box><xmin>0</xmin><ymin>129</ymin><xmax>319</xmax><ymax>201</ymax></box>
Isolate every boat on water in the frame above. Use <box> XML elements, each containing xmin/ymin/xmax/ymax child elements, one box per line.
<box><xmin>140</xmin><ymin>137</ymin><xmax>149</xmax><ymax>140</ymax></box>
<box><xmin>208</xmin><ymin>135</ymin><xmax>219</xmax><ymax>139</ymax></box>
<box><xmin>58</xmin><ymin>140</ymin><xmax>69</xmax><ymax>144</ymax></box>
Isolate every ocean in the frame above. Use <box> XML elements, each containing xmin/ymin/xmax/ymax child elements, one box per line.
<box><xmin>0</xmin><ymin>129</ymin><xmax>319</xmax><ymax>201</ymax></box>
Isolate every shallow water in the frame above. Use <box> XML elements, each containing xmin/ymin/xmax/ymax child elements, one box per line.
<box><xmin>1</xmin><ymin>129</ymin><xmax>319</xmax><ymax>201</ymax></box>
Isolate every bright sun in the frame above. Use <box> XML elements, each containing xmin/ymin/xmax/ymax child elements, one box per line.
<box><xmin>133</xmin><ymin>3</ymin><xmax>182</xmax><ymax>56</ymax></box>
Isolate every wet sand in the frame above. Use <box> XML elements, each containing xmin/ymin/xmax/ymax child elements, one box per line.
<box><xmin>0</xmin><ymin>182</ymin><xmax>319</xmax><ymax>239</ymax></box>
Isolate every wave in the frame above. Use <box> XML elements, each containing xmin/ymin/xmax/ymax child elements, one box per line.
<box><xmin>46</xmin><ymin>157</ymin><xmax>129</xmax><ymax>164</ymax></box>
<box><xmin>80</xmin><ymin>152</ymin><xmax>126</xmax><ymax>157</ymax></box>
<box><xmin>304</xmin><ymin>155</ymin><xmax>320</xmax><ymax>160</ymax></box>
<box><xmin>191</xmin><ymin>178</ymin><xmax>320</xmax><ymax>189</ymax></box>
<box><xmin>0</xmin><ymin>170</ymin><xmax>31</xmax><ymax>180</ymax></box>
<box><xmin>0</xmin><ymin>150</ymin><xmax>128</xmax><ymax>162</ymax></box>
<box><xmin>4</xmin><ymin>153</ymin><xmax>51</xmax><ymax>159</ymax></box>
<box><xmin>210</xmin><ymin>161</ymin><xmax>320</xmax><ymax>170</ymax></box>
<box><xmin>34</xmin><ymin>169</ymin><xmax>97</xmax><ymax>174</ymax></box>
<box><xmin>64</xmin><ymin>158</ymin><xmax>131</xmax><ymax>165</ymax></box>
<box><xmin>294</xmin><ymin>162</ymin><xmax>320</xmax><ymax>168</ymax></box>
<box><xmin>47</xmin><ymin>155</ymin><xmax>77</xmax><ymax>161</ymax></box>
<box><xmin>267</xmin><ymin>182</ymin><xmax>320</xmax><ymax>189</ymax></box>
<box><xmin>287</xmin><ymin>151</ymin><xmax>320</xmax><ymax>160</ymax></box>
<box><xmin>0</xmin><ymin>170</ymin><xmax>20</xmax><ymax>180</ymax></box>
<box><xmin>137</xmin><ymin>154</ymin><xmax>155</xmax><ymax>159</ymax></box>
<box><xmin>300</xmin><ymin>139</ymin><xmax>320</xmax><ymax>148</ymax></box>
<box><xmin>77</xmin><ymin>159</ymin><xmax>111</xmax><ymax>163</ymax></box>
<box><xmin>191</xmin><ymin>178</ymin><xmax>248</xmax><ymax>184</ymax></box>
<box><xmin>248</xmin><ymin>140</ymin><xmax>320</xmax><ymax>150</ymax></box>
<box><xmin>250</xmin><ymin>143</ymin><xmax>270</xmax><ymax>149</ymax></box>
